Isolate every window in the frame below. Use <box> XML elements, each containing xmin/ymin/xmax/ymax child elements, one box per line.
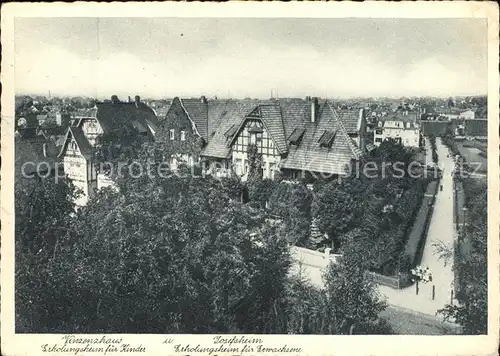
<box><xmin>180</xmin><ymin>131</ymin><xmax>186</xmax><ymax>141</ymax></box>
<box><xmin>406</xmin><ymin>122</ymin><xmax>411</xmax><ymax>129</ymax></box>
<box><xmin>269</xmin><ymin>163</ymin><xmax>276</xmax><ymax>180</ymax></box>
<box><xmin>375</xmin><ymin>138</ymin><xmax>382</xmax><ymax>143</ymax></box>
<box><xmin>234</xmin><ymin>158</ymin><xmax>242</xmax><ymax>175</ymax></box>
<box><xmin>170</xmin><ymin>129</ymin><xmax>175</xmax><ymax>140</ymax></box>
<box><xmin>375</xmin><ymin>129</ymin><xmax>383</xmax><ymax>135</ymax></box>
<box><xmin>250</xmin><ymin>133</ymin><xmax>257</xmax><ymax>145</ymax></box>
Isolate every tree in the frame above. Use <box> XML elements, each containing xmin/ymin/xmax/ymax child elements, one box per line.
<box><xmin>437</xmin><ymin>179</ymin><xmax>487</xmax><ymax>334</ymax></box>
<box><xmin>269</xmin><ymin>182</ymin><xmax>313</xmax><ymax>247</ymax></box>
<box><xmin>15</xmin><ymin>176</ymin><xmax>80</xmax><ymax>332</ymax></box>
<box><xmin>16</xmin><ymin>161</ymin><xmax>293</xmax><ymax>333</ymax></box>
<box><xmin>321</xmin><ymin>250</ymin><xmax>388</xmax><ymax>334</ymax></box>
<box><xmin>311</xmin><ymin>181</ymin><xmax>360</xmax><ymax>248</ymax></box>
<box><xmin>447</xmin><ymin>97</ymin><xmax>455</xmax><ymax>108</ymax></box>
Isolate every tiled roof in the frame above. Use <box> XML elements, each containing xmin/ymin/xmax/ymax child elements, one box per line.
<box><xmin>379</xmin><ymin>111</ymin><xmax>419</xmax><ymax>124</ymax></box>
<box><xmin>278</xmin><ymin>98</ymin><xmax>312</xmax><ymax>138</ymax></box>
<box><xmin>15</xmin><ymin>133</ymin><xmax>59</xmax><ymax>179</ymax></box>
<box><xmin>59</xmin><ymin>127</ymin><xmax>93</xmax><ymax>159</ymax></box>
<box><xmin>257</xmin><ymin>105</ymin><xmax>288</xmax><ymax>154</ymax></box>
<box><xmin>280</xmin><ymin>102</ymin><xmax>362</xmax><ymax>175</ymax></box>
<box><xmin>201</xmin><ymin>99</ymin><xmax>274</xmax><ymax>158</ymax></box>
<box><xmin>179</xmin><ymin>98</ymin><xmax>209</xmax><ymax>140</ymax></box>
<box><xmin>95</xmin><ymin>102</ymin><xmax>158</xmax><ymax>137</ymax></box>
<box><xmin>74</xmin><ymin>108</ymin><xmax>98</xmax><ymax>118</ymax></box>
<box><xmin>337</xmin><ymin>109</ymin><xmax>361</xmax><ymax>133</ymax></box>
<box><xmin>200</xmin><ymin>98</ymin><xmax>364</xmax><ymax>173</ymax></box>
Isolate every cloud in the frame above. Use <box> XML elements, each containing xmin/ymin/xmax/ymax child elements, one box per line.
<box><xmin>15</xmin><ymin>36</ymin><xmax>487</xmax><ymax>99</ymax></box>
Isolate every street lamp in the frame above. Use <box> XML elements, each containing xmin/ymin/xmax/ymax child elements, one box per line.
<box><xmin>462</xmin><ymin>207</ymin><xmax>468</xmax><ymax>233</ymax></box>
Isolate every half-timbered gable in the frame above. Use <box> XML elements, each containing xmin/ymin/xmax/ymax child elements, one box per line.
<box><xmin>189</xmin><ymin>96</ymin><xmax>367</xmax><ymax>180</ymax></box>
<box><xmin>230</xmin><ymin>105</ymin><xmax>285</xmax><ymax>180</ymax></box>
<box><xmin>59</xmin><ymin>96</ymin><xmax>158</xmax><ymax>205</ymax></box>
<box><xmin>59</xmin><ymin>127</ymin><xmax>97</xmax><ymax>206</ymax></box>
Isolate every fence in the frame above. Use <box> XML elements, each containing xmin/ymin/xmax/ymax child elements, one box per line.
<box><xmin>291</xmin><ymin>246</ymin><xmax>341</xmax><ymax>268</ymax></box>
<box><xmin>404</xmin><ymin>180</ymin><xmax>439</xmax><ymax>267</ymax></box>
<box><xmin>453</xmin><ymin>180</ymin><xmax>466</xmax><ymax>230</ymax></box>
<box><xmin>365</xmin><ymin>271</ymin><xmax>411</xmax><ymax>289</ymax></box>
<box><xmin>452</xmin><ymin>178</ymin><xmax>466</xmax><ymax>297</ymax></box>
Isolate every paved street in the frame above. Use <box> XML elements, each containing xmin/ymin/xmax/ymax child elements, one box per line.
<box><xmin>377</xmin><ymin>138</ymin><xmax>457</xmax><ymax>319</ymax></box>
<box><xmin>290</xmin><ymin>138</ymin><xmax>459</xmax><ymax>332</ymax></box>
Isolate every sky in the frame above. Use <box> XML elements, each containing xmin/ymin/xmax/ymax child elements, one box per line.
<box><xmin>15</xmin><ymin>17</ymin><xmax>488</xmax><ymax>99</ymax></box>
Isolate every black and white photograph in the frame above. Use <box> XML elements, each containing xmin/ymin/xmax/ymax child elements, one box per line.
<box><xmin>2</xmin><ymin>2</ymin><xmax>499</xmax><ymax>355</ymax></box>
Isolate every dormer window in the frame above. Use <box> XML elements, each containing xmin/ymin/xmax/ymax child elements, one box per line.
<box><xmin>180</xmin><ymin>131</ymin><xmax>186</xmax><ymax>141</ymax></box>
<box><xmin>288</xmin><ymin>128</ymin><xmax>305</xmax><ymax>146</ymax></box>
<box><xmin>224</xmin><ymin>124</ymin><xmax>238</xmax><ymax>140</ymax></box>
<box><xmin>170</xmin><ymin>129</ymin><xmax>175</xmax><ymax>140</ymax></box>
<box><xmin>318</xmin><ymin>130</ymin><xmax>336</xmax><ymax>148</ymax></box>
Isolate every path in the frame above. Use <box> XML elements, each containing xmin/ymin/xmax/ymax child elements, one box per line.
<box><xmin>376</xmin><ymin>138</ymin><xmax>457</xmax><ymax>318</ymax></box>
<box><xmin>290</xmin><ymin>138</ymin><xmax>459</xmax><ymax>331</ymax></box>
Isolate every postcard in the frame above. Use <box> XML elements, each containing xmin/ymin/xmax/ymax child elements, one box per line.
<box><xmin>1</xmin><ymin>2</ymin><xmax>499</xmax><ymax>356</ymax></box>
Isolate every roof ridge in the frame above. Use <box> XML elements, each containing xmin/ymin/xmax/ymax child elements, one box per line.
<box><xmin>179</xmin><ymin>98</ymin><xmax>203</xmax><ymax>138</ymax></box>
<box><xmin>328</xmin><ymin>102</ymin><xmax>362</xmax><ymax>159</ymax></box>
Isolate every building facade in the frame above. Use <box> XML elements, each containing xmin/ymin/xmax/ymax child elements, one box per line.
<box><xmin>164</xmin><ymin>96</ymin><xmax>368</xmax><ymax>180</ymax></box>
<box><xmin>374</xmin><ymin>111</ymin><xmax>421</xmax><ymax>147</ymax></box>
<box><xmin>58</xmin><ymin>95</ymin><xmax>158</xmax><ymax>205</ymax></box>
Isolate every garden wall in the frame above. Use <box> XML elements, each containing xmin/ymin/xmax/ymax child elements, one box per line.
<box><xmin>404</xmin><ymin>180</ymin><xmax>439</xmax><ymax>267</ymax></box>
<box><xmin>364</xmin><ymin>271</ymin><xmax>411</xmax><ymax>289</ymax></box>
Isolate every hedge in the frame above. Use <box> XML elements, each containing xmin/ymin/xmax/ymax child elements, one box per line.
<box><xmin>404</xmin><ymin>180</ymin><xmax>438</xmax><ymax>267</ymax></box>
<box><xmin>428</xmin><ymin>134</ymin><xmax>439</xmax><ymax>164</ymax></box>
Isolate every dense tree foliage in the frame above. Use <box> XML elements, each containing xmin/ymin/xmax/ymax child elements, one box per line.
<box><xmin>286</xmin><ymin>239</ymin><xmax>390</xmax><ymax>334</ymax></box>
<box><xmin>16</xmin><ymin>144</ymin><xmax>393</xmax><ymax>335</ymax></box>
<box><xmin>428</xmin><ymin>134</ymin><xmax>438</xmax><ymax>164</ymax></box>
<box><xmin>15</xmin><ymin>177</ymin><xmax>80</xmax><ymax>332</ymax></box>
<box><xmin>268</xmin><ymin>182</ymin><xmax>313</xmax><ymax>247</ymax></box>
<box><xmin>438</xmin><ymin>178</ymin><xmax>487</xmax><ymax>334</ymax></box>
<box><xmin>311</xmin><ymin>140</ymin><xmax>429</xmax><ymax>275</ymax></box>
<box><xmin>16</xmin><ymin>168</ymin><xmax>294</xmax><ymax>333</ymax></box>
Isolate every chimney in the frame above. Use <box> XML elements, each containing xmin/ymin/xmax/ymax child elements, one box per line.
<box><xmin>128</xmin><ymin>96</ymin><xmax>132</xmax><ymax>103</ymax></box>
<box><xmin>111</xmin><ymin>95</ymin><xmax>119</xmax><ymax>104</ymax></box>
<box><xmin>134</xmin><ymin>95</ymin><xmax>141</xmax><ymax>108</ymax></box>
<box><xmin>311</xmin><ymin>97</ymin><xmax>318</xmax><ymax>123</ymax></box>
<box><xmin>200</xmin><ymin>95</ymin><xmax>207</xmax><ymax>104</ymax></box>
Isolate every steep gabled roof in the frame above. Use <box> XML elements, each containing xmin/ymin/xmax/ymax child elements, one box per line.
<box><xmin>338</xmin><ymin>109</ymin><xmax>362</xmax><ymax>134</ymax></box>
<box><xmin>95</xmin><ymin>102</ymin><xmax>158</xmax><ymax>136</ymax></box>
<box><xmin>226</xmin><ymin>103</ymin><xmax>288</xmax><ymax>154</ymax></box>
<box><xmin>179</xmin><ymin>98</ymin><xmax>209</xmax><ymax>140</ymax></box>
<box><xmin>15</xmin><ymin>133</ymin><xmax>59</xmax><ymax>179</ymax></box>
<box><xmin>201</xmin><ymin>99</ymin><xmax>274</xmax><ymax>158</ymax></box>
<box><xmin>58</xmin><ymin>127</ymin><xmax>93</xmax><ymax>159</ymax></box>
<box><xmin>72</xmin><ymin>103</ymin><xmax>158</xmax><ymax>137</ymax></box>
<box><xmin>258</xmin><ymin>105</ymin><xmax>287</xmax><ymax>154</ymax></box>
<box><xmin>280</xmin><ymin>101</ymin><xmax>363</xmax><ymax>175</ymax></box>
